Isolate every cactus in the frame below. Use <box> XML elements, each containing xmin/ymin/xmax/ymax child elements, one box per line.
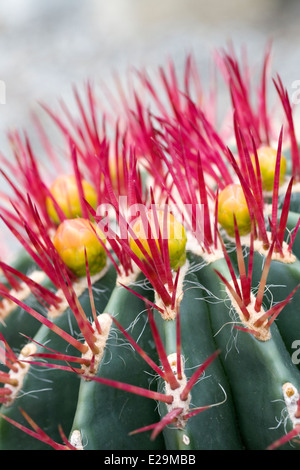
<box><xmin>1</xmin><ymin>45</ymin><xmax>300</xmax><ymax>451</ymax></box>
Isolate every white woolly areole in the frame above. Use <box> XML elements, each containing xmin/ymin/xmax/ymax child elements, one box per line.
<box><xmin>81</xmin><ymin>313</ymin><xmax>112</xmax><ymax>378</ymax></box>
<box><xmin>70</xmin><ymin>430</ymin><xmax>83</xmax><ymax>450</ymax></box>
<box><xmin>227</xmin><ymin>230</ymin><xmax>296</xmax><ymax>264</ymax></box>
<box><xmin>0</xmin><ymin>270</ymin><xmax>46</xmax><ymax>323</ymax></box>
<box><xmin>4</xmin><ymin>342</ymin><xmax>37</xmax><ymax>407</ymax></box>
<box><xmin>226</xmin><ymin>279</ymin><xmax>271</xmax><ymax>342</ymax></box>
<box><xmin>186</xmin><ymin>233</ymin><xmax>224</xmax><ymax>264</ymax></box>
<box><xmin>253</xmin><ymin>238</ymin><xmax>295</xmax><ymax>264</ymax></box>
<box><xmin>164</xmin><ymin>353</ymin><xmax>191</xmax><ymax>428</ymax></box>
<box><xmin>48</xmin><ymin>262</ymin><xmax>110</xmax><ymax>319</ymax></box>
<box><xmin>282</xmin><ymin>382</ymin><xmax>300</xmax><ymax>430</ymax></box>
<box><xmin>155</xmin><ymin>260</ymin><xmax>189</xmax><ymax>321</ymax></box>
<box><xmin>116</xmin><ymin>262</ymin><xmax>141</xmax><ymax>287</ymax></box>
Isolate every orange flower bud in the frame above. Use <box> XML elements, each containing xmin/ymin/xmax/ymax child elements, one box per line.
<box><xmin>46</xmin><ymin>175</ymin><xmax>97</xmax><ymax>225</ymax></box>
<box><xmin>130</xmin><ymin>210</ymin><xmax>187</xmax><ymax>271</ymax></box>
<box><xmin>218</xmin><ymin>184</ymin><xmax>251</xmax><ymax>237</ymax></box>
<box><xmin>252</xmin><ymin>146</ymin><xmax>286</xmax><ymax>191</ymax></box>
<box><xmin>53</xmin><ymin>218</ymin><xmax>106</xmax><ymax>277</ymax></box>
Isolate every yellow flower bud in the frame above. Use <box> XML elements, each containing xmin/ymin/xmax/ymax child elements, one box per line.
<box><xmin>130</xmin><ymin>210</ymin><xmax>187</xmax><ymax>271</ymax></box>
<box><xmin>53</xmin><ymin>218</ymin><xmax>106</xmax><ymax>277</ymax></box>
<box><xmin>46</xmin><ymin>175</ymin><xmax>97</xmax><ymax>225</ymax></box>
<box><xmin>251</xmin><ymin>146</ymin><xmax>286</xmax><ymax>191</ymax></box>
<box><xmin>218</xmin><ymin>184</ymin><xmax>251</xmax><ymax>237</ymax></box>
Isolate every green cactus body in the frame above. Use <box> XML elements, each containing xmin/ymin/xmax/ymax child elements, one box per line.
<box><xmin>1</xmin><ymin>46</ymin><xmax>300</xmax><ymax>451</ymax></box>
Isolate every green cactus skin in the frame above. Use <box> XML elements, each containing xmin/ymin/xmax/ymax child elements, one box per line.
<box><xmin>1</xmin><ymin>47</ymin><xmax>300</xmax><ymax>451</ymax></box>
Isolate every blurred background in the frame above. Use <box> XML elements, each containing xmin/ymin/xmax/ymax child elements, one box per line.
<box><xmin>0</xmin><ymin>0</ymin><xmax>300</xmax><ymax>150</ymax></box>
<box><xmin>0</xmin><ymin>0</ymin><xmax>299</xmax><ymax>257</ymax></box>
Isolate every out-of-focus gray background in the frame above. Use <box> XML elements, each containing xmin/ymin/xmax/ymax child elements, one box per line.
<box><xmin>0</xmin><ymin>0</ymin><xmax>300</xmax><ymax>148</ymax></box>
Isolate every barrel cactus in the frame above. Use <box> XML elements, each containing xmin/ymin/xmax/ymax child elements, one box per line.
<box><xmin>1</xmin><ymin>45</ymin><xmax>300</xmax><ymax>451</ymax></box>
